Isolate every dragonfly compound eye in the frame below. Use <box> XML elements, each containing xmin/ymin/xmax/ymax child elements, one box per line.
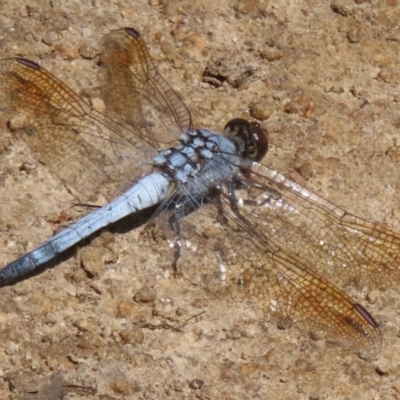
<box><xmin>223</xmin><ymin>118</ymin><xmax>269</xmax><ymax>162</ymax></box>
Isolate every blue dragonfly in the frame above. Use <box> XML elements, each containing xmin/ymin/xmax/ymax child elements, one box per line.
<box><xmin>0</xmin><ymin>27</ymin><xmax>398</xmax><ymax>358</ymax></box>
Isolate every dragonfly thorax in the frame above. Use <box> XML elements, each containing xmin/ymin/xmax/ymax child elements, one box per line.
<box><xmin>153</xmin><ymin>128</ymin><xmax>244</xmax><ymax>186</ymax></box>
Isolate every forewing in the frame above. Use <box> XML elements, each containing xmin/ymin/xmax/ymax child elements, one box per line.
<box><xmin>0</xmin><ymin>57</ymin><xmax>156</xmax><ymax>200</ymax></box>
<box><xmin>100</xmin><ymin>27</ymin><xmax>192</xmax><ymax>145</ymax></box>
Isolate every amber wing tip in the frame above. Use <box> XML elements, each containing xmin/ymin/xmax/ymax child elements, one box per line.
<box><xmin>354</xmin><ymin>303</ymin><xmax>382</xmax><ymax>358</ymax></box>
<box><xmin>354</xmin><ymin>303</ymin><xmax>379</xmax><ymax>329</ymax></box>
<box><xmin>14</xmin><ymin>58</ymin><xmax>41</xmax><ymax>70</ymax></box>
<box><xmin>124</xmin><ymin>27</ymin><xmax>140</xmax><ymax>39</ymax></box>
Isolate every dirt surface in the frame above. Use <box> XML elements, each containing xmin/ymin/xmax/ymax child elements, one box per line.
<box><xmin>0</xmin><ymin>0</ymin><xmax>400</xmax><ymax>399</ymax></box>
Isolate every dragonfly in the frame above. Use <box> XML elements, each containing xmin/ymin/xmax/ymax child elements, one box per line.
<box><xmin>0</xmin><ymin>26</ymin><xmax>398</xmax><ymax>359</ymax></box>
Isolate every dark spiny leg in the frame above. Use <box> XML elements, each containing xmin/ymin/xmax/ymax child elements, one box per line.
<box><xmin>214</xmin><ymin>191</ymin><xmax>229</xmax><ymax>225</ymax></box>
<box><xmin>166</xmin><ymin>190</ymin><xmax>220</xmax><ymax>275</ymax></box>
<box><xmin>168</xmin><ymin>211</ymin><xmax>182</xmax><ymax>275</ymax></box>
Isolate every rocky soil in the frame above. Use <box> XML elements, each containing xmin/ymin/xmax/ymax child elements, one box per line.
<box><xmin>0</xmin><ymin>0</ymin><xmax>400</xmax><ymax>399</ymax></box>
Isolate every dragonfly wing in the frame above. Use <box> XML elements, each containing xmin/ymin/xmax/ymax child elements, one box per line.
<box><xmin>0</xmin><ymin>27</ymin><xmax>194</xmax><ymax>200</ymax></box>
<box><xmin>243</xmin><ymin>163</ymin><xmax>400</xmax><ymax>288</ymax></box>
<box><xmin>100</xmin><ymin>27</ymin><xmax>193</xmax><ymax>146</ymax></box>
<box><xmin>0</xmin><ymin>57</ymin><xmax>158</xmax><ymax>200</ymax></box>
<box><xmin>145</xmin><ymin>160</ymin><xmax>391</xmax><ymax>357</ymax></box>
<box><xmin>212</xmin><ymin>161</ymin><xmax>395</xmax><ymax>356</ymax></box>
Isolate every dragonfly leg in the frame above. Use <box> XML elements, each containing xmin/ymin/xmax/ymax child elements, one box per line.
<box><xmin>234</xmin><ymin>175</ymin><xmax>281</xmax><ymax>205</ymax></box>
<box><xmin>226</xmin><ymin>183</ymin><xmax>272</xmax><ymax>249</ymax></box>
<box><xmin>167</xmin><ymin>211</ymin><xmax>182</xmax><ymax>275</ymax></box>
<box><xmin>214</xmin><ymin>192</ymin><xmax>229</xmax><ymax>225</ymax></box>
<box><xmin>164</xmin><ymin>189</ymin><xmax>223</xmax><ymax>274</ymax></box>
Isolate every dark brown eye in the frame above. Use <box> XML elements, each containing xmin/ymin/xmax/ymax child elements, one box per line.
<box><xmin>223</xmin><ymin>118</ymin><xmax>269</xmax><ymax>162</ymax></box>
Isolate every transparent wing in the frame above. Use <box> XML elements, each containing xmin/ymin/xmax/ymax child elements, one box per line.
<box><xmin>100</xmin><ymin>27</ymin><xmax>192</xmax><ymax>145</ymax></box>
<box><xmin>0</xmin><ymin>28</ymin><xmax>192</xmax><ymax>200</ymax></box>
<box><xmin>219</xmin><ymin>162</ymin><xmax>392</xmax><ymax>356</ymax></box>
<box><xmin>243</xmin><ymin>163</ymin><xmax>400</xmax><ymax>290</ymax></box>
<box><xmin>149</xmin><ymin>161</ymin><xmax>393</xmax><ymax>357</ymax></box>
<box><xmin>0</xmin><ymin>57</ymin><xmax>153</xmax><ymax>200</ymax></box>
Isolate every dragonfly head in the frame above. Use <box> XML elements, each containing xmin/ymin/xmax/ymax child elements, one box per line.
<box><xmin>223</xmin><ymin>118</ymin><xmax>269</xmax><ymax>162</ymax></box>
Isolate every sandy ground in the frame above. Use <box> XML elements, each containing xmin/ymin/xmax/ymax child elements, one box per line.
<box><xmin>0</xmin><ymin>0</ymin><xmax>400</xmax><ymax>399</ymax></box>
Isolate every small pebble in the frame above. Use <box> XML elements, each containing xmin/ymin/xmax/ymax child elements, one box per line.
<box><xmin>226</xmin><ymin>327</ymin><xmax>244</xmax><ymax>340</ymax></box>
<box><xmin>377</xmin><ymin>68</ymin><xmax>397</xmax><ymax>84</ymax></box>
<box><xmin>109</xmin><ymin>371</ymin><xmax>133</xmax><ymax>395</ymax></box>
<box><xmin>347</xmin><ymin>27</ymin><xmax>361</xmax><ymax>43</ymax></box>
<box><xmin>331</xmin><ymin>3</ymin><xmax>352</xmax><ymax>16</ymax></box>
<box><xmin>82</xmin><ymin>27</ymin><xmax>92</xmax><ymax>38</ymax></box>
<box><xmin>189</xmin><ymin>379</ymin><xmax>204</xmax><ymax>390</ymax></box>
<box><xmin>249</xmin><ymin>100</ymin><xmax>272</xmax><ymax>121</ymax></box>
<box><xmin>119</xmin><ymin>327</ymin><xmax>144</xmax><ymax>345</ymax></box>
<box><xmin>277</xmin><ymin>316</ymin><xmax>294</xmax><ymax>330</ymax></box>
<box><xmin>79</xmin><ymin>42</ymin><xmax>97</xmax><ymax>59</ymax></box>
<box><xmin>42</xmin><ymin>31</ymin><xmax>58</xmax><ymax>46</ymax></box>
<box><xmin>366</xmin><ymin>289</ymin><xmax>380</xmax><ymax>304</ymax></box>
<box><xmin>80</xmin><ymin>246</ymin><xmax>104</xmax><ymax>278</ymax></box>
<box><xmin>385</xmin><ymin>146</ymin><xmax>400</xmax><ymax>162</ymax></box>
<box><xmin>324</xmin><ymin>82</ymin><xmax>344</xmax><ymax>93</ymax></box>
<box><xmin>117</xmin><ymin>301</ymin><xmax>137</xmax><ymax>318</ymax></box>
<box><xmin>234</xmin><ymin>0</ymin><xmax>257</xmax><ymax>14</ymax></box>
<box><xmin>260</xmin><ymin>47</ymin><xmax>283</xmax><ymax>62</ymax></box>
<box><xmin>75</xmin><ymin>319</ymin><xmax>99</xmax><ymax>334</ymax></box>
<box><xmin>191</xmin><ymin>297</ymin><xmax>208</xmax><ymax>308</ymax></box>
<box><xmin>55</xmin><ymin>43</ymin><xmax>79</xmax><ymax>60</ymax></box>
<box><xmin>134</xmin><ymin>286</ymin><xmax>156</xmax><ymax>303</ymax></box>
<box><xmin>160</xmin><ymin>41</ymin><xmax>175</xmax><ymax>58</ymax></box>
